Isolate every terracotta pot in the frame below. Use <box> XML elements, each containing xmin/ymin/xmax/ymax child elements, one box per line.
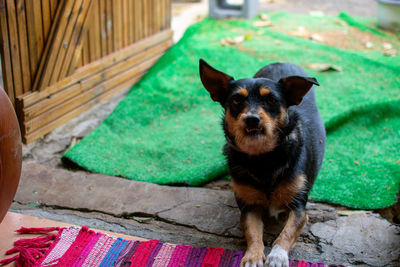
<box><xmin>0</xmin><ymin>88</ymin><xmax>22</xmax><ymax>223</ymax></box>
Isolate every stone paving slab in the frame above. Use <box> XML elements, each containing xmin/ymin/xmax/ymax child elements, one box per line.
<box><xmin>311</xmin><ymin>213</ymin><xmax>400</xmax><ymax>266</ymax></box>
<box><xmin>15</xmin><ymin>162</ymin><xmax>239</xmax><ymax>236</ymax></box>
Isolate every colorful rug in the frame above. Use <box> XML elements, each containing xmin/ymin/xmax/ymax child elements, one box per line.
<box><xmin>62</xmin><ymin>12</ymin><xmax>400</xmax><ymax>209</ymax></box>
<box><xmin>0</xmin><ymin>226</ymin><xmax>344</xmax><ymax>267</ymax></box>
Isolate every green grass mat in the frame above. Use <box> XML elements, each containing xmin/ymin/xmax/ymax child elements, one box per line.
<box><xmin>63</xmin><ymin>12</ymin><xmax>400</xmax><ymax>209</ymax></box>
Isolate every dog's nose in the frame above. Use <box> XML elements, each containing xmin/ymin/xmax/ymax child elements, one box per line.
<box><xmin>245</xmin><ymin>114</ymin><xmax>261</xmax><ymax>128</ymax></box>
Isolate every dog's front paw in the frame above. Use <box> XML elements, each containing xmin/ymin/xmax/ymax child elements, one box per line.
<box><xmin>240</xmin><ymin>248</ymin><xmax>266</xmax><ymax>267</ymax></box>
<box><xmin>265</xmin><ymin>245</ymin><xmax>289</xmax><ymax>267</ymax></box>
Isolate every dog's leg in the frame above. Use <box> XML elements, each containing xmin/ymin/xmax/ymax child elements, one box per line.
<box><xmin>266</xmin><ymin>209</ymin><xmax>308</xmax><ymax>267</ymax></box>
<box><xmin>240</xmin><ymin>210</ymin><xmax>265</xmax><ymax>267</ymax></box>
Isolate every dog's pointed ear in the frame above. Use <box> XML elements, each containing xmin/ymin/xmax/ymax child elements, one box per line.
<box><xmin>279</xmin><ymin>76</ymin><xmax>319</xmax><ymax>106</ymax></box>
<box><xmin>199</xmin><ymin>59</ymin><xmax>233</xmax><ymax>103</ymax></box>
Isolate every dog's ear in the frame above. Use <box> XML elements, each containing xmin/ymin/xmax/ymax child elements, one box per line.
<box><xmin>279</xmin><ymin>76</ymin><xmax>319</xmax><ymax>105</ymax></box>
<box><xmin>199</xmin><ymin>59</ymin><xmax>233</xmax><ymax>103</ymax></box>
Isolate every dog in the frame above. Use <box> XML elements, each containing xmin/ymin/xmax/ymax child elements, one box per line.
<box><xmin>199</xmin><ymin>59</ymin><xmax>326</xmax><ymax>267</ymax></box>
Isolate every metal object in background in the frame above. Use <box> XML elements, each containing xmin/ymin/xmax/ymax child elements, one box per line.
<box><xmin>377</xmin><ymin>0</ymin><xmax>400</xmax><ymax>32</ymax></box>
<box><xmin>209</xmin><ymin>0</ymin><xmax>259</xmax><ymax>19</ymax></box>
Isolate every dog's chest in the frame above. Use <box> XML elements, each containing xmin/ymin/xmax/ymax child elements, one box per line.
<box><xmin>232</xmin><ymin>178</ymin><xmax>293</xmax><ymax>218</ymax></box>
<box><xmin>230</xmin><ymin>152</ymin><xmax>304</xmax><ymax>217</ymax></box>
<box><xmin>229</xmin><ymin>149</ymin><xmax>290</xmax><ymax>188</ymax></box>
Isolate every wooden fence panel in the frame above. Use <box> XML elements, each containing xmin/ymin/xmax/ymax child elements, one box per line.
<box><xmin>0</xmin><ymin>0</ymin><xmax>14</xmax><ymax>105</ymax></box>
<box><xmin>0</xmin><ymin>0</ymin><xmax>172</xmax><ymax>143</ymax></box>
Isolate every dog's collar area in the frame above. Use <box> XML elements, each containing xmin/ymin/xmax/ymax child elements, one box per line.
<box><xmin>226</xmin><ymin>137</ymin><xmax>242</xmax><ymax>152</ymax></box>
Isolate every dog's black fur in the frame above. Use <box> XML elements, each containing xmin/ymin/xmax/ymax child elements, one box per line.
<box><xmin>199</xmin><ymin>59</ymin><xmax>326</xmax><ymax>267</ymax></box>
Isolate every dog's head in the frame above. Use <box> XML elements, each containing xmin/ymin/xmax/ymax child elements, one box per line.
<box><xmin>199</xmin><ymin>59</ymin><xmax>318</xmax><ymax>155</ymax></box>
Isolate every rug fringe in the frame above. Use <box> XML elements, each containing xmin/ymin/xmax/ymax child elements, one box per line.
<box><xmin>0</xmin><ymin>227</ymin><xmax>62</xmax><ymax>266</ymax></box>
<box><xmin>0</xmin><ymin>255</ymin><xmax>18</xmax><ymax>265</ymax></box>
<box><xmin>15</xmin><ymin>227</ymin><xmax>60</xmax><ymax>234</ymax></box>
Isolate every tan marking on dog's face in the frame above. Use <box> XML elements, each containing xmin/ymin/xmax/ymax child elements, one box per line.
<box><xmin>277</xmin><ymin>107</ymin><xmax>287</xmax><ymax>127</ymax></box>
<box><xmin>237</xmin><ymin>88</ymin><xmax>249</xmax><ymax>97</ymax></box>
<box><xmin>225</xmin><ymin>100</ymin><xmax>290</xmax><ymax>155</ymax></box>
<box><xmin>225</xmin><ymin>108</ymin><xmax>248</xmax><ymax>142</ymax></box>
<box><xmin>273</xmin><ymin>210</ymin><xmax>308</xmax><ymax>251</ymax></box>
<box><xmin>232</xmin><ymin>181</ymin><xmax>268</xmax><ymax>207</ymax></box>
<box><xmin>224</xmin><ymin>107</ymin><xmax>278</xmax><ymax>155</ymax></box>
<box><xmin>270</xmin><ymin>174</ymin><xmax>306</xmax><ymax>213</ymax></box>
<box><xmin>241</xmin><ymin>211</ymin><xmax>266</xmax><ymax>266</ymax></box>
<box><xmin>259</xmin><ymin>87</ymin><xmax>270</xmax><ymax>96</ymax></box>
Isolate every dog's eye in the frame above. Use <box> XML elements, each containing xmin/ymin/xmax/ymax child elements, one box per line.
<box><xmin>232</xmin><ymin>95</ymin><xmax>244</xmax><ymax>105</ymax></box>
<box><xmin>265</xmin><ymin>96</ymin><xmax>277</xmax><ymax>105</ymax></box>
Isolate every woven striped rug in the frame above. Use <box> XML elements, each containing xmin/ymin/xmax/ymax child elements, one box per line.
<box><xmin>1</xmin><ymin>226</ymin><xmax>343</xmax><ymax>266</ymax></box>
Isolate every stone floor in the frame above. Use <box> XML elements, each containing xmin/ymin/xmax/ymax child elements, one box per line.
<box><xmin>9</xmin><ymin>0</ymin><xmax>400</xmax><ymax>266</ymax></box>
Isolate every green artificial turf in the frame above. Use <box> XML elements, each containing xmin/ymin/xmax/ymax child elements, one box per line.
<box><xmin>63</xmin><ymin>12</ymin><xmax>400</xmax><ymax>209</ymax></box>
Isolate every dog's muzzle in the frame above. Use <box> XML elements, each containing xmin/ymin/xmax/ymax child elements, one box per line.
<box><xmin>244</xmin><ymin>114</ymin><xmax>263</xmax><ymax>134</ymax></box>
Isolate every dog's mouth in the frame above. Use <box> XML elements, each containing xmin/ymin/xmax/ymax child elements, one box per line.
<box><xmin>244</xmin><ymin>127</ymin><xmax>264</xmax><ymax>136</ymax></box>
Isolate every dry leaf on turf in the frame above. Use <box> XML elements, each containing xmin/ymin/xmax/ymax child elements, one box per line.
<box><xmin>309</xmin><ymin>10</ymin><xmax>325</xmax><ymax>17</ymax></box>
<box><xmin>244</xmin><ymin>34</ymin><xmax>253</xmax><ymax>40</ymax></box>
<box><xmin>253</xmin><ymin>20</ymin><xmax>273</xmax><ymax>27</ymax></box>
<box><xmin>259</xmin><ymin>14</ymin><xmax>270</xmax><ymax>21</ymax></box>
<box><xmin>307</xmin><ymin>63</ymin><xmax>342</xmax><ymax>72</ymax></box>
<box><xmin>384</xmin><ymin>49</ymin><xmax>397</xmax><ymax>57</ymax></box>
<box><xmin>383</xmin><ymin>42</ymin><xmax>393</xmax><ymax>50</ymax></box>
<box><xmin>291</xmin><ymin>26</ymin><xmax>309</xmax><ymax>38</ymax></box>
<box><xmin>365</xmin><ymin>41</ymin><xmax>374</xmax><ymax>49</ymax></box>
<box><xmin>220</xmin><ymin>36</ymin><xmax>245</xmax><ymax>46</ymax></box>
<box><xmin>311</xmin><ymin>33</ymin><xmax>324</xmax><ymax>43</ymax></box>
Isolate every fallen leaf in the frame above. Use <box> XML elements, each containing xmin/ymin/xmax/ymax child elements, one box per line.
<box><xmin>244</xmin><ymin>34</ymin><xmax>253</xmax><ymax>40</ymax></box>
<box><xmin>384</xmin><ymin>49</ymin><xmax>397</xmax><ymax>57</ymax></box>
<box><xmin>307</xmin><ymin>63</ymin><xmax>342</xmax><ymax>72</ymax></box>
<box><xmin>233</xmin><ymin>35</ymin><xmax>244</xmax><ymax>43</ymax></box>
<box><xmin>334</xmin><ymin>19</ymin><xmax>347</xmax><ymax>26</ymax></box>
<box><xmin>67</xmin><ymin>137</ymin><xmax>80</xmax><ymax>150</ymax></box>
<box><xmin>259</xmin><ymin>14</ymin><xmax>270</xmax><ymax>21</ymax></box>
<box><xmin>337</xmin><ymin>210</ymin><xmax>371</xmax><ymax>216</ymax></box>
<box><xmin>309</xmin><ymin>10</ymin><xmax>325</xmax><ymax>17</ymax></box>
<box><xmin>220</xmin><ymin>39</ymin><xmax>229</xmax><ymax>46</ymax></box>
<box><xmin>253</xmin><ymin>20</ymin><xmax>273</xmax><ymax>27</ymax></box>
<box><xmin>220</xmin><ymin>35</ymin><xmax>245</xmax><ymax>46</ymax></box>
<box><xmin>365</xmin><ymin>41</ymin><xmax>374</xmax><ymax>49</ymax></box>
<box><xmin>383</xmin><ymin>42</ymin><xmax>393</xmax><ymax>50</ymax></box>
<box><xmin>291</xmin><ymin>26</ymin><xmax>309</xmax><ymax>38</ymax></box>
<box><xmin>310</xmin><ymin>33</ymin><xmax>324</xmax><ymax>43</ymax></box>
<box><xmin>133</xmin><ymin>216</ymin><xmax>153</xmax><ymax>223</ymax></box>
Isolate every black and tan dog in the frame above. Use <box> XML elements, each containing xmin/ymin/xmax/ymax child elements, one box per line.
<box><xmin>199</xmin><ymin>59</ymin><xmax>326</xmax><ymax>267</ymax></box>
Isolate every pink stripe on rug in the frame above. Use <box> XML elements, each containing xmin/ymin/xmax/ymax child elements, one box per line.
<box><xmin>145</xmin><ymin>241</ymin><xmax>163</xmax><ymax>267</ymax></box>
<box><xmin>201</xmin><ymin>247</ymin><xmax>225</xmax><ymax>267</ymax></box>
<box><xmin>40</xmin><ymin>227</ymin><xmax>80</xmax><ymax>266</ymax></box>
<box><xmin>56</xmin><ymin>227</ymin><xmax>96</xmax><ymax>266</ymax></box>
<box><xmin>167</xmin><ymin>244</ymin><xmax>192</xmax><ymax>267</ymax></box>
<box><xmin>81</xmin><ymin>234</ymin><xmax>117</xmax><ymax>266</ymax></box>
<box><xmin>151</xmin><ymin>243</ymin><xmax>176</xmax><ymax>267</ymax></box>
<box><xmin>71</xmin><ymin>232</ymin><xmax>102</xmax><ymax>267</ymax></box>
<box><xmin>129</xmin><ymin>240</ymin><xmax>159</xmax><ymax>267</ymax></box>
<box><xmin>93</xmin><ymin>235</ymin><xmax>117</xmax><ymax>266</ymax></box>
<box><xmin>297</xmin><ymin>260</ymin><xmax>309</xmax><ymax>267</ymax></box>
